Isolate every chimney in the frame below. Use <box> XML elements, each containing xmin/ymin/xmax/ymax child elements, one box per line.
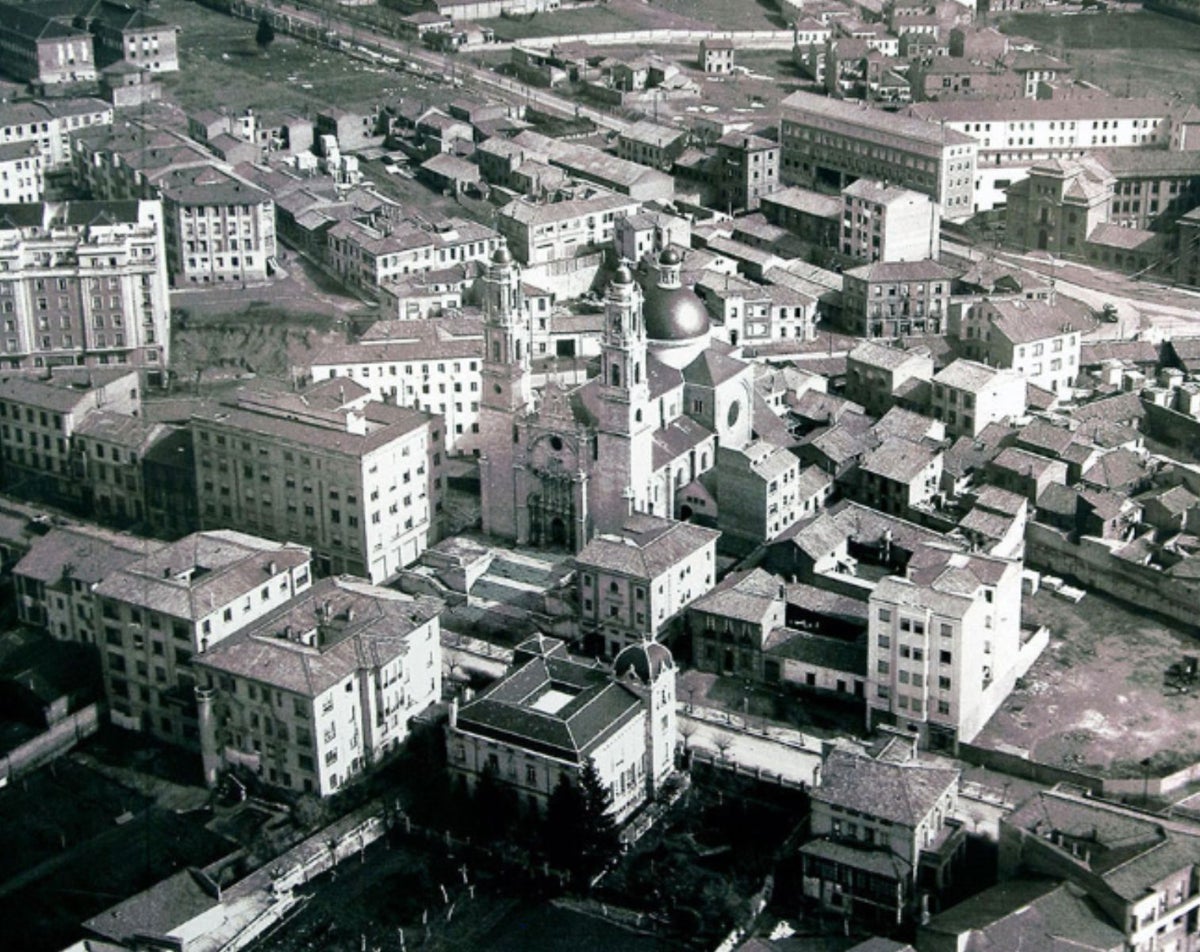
<box><xmin>323</xmin><ymin>599</ymin><xmax>332</xmax><ymax>621</ymax></box>
<box><xmin>267</xmin><ymin>559</ymin><xmax>277</xmax><ymax>575</ymax></box>
<box><xmin>449</xmin><ymin>696</ymin><xmax>458</xmax><ymax>728</ymax></box>
<box><xmin>346</xmin><ymin>607</ymin><xmax>355</xmax><ymax>622</ymax></box>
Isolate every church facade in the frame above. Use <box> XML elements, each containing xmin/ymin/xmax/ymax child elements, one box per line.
<box><xmin>478</xmin><ymin>247</ymin><xmax>757</xmax><ymax>552</ymax></box>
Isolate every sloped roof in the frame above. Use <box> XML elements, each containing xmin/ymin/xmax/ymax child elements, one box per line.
<box><xmin>575</xmin><ymin>515</ymin><xmax>718</xmax><ymax>580</ymax></box>
<box><xmin>814</xmin><ymin>748</ymin><xmax>958</xmax><ymax>827</ymax></box>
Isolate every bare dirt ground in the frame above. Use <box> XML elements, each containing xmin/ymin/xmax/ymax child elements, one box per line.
<box><xmin>977</xmin><ymin>588</ymin><xmax>1200</xmax><ymax>779</ymax></box>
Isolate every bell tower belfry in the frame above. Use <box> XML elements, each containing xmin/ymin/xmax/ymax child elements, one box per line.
<box><xmin>479</xmin><ymin>246</ymin><xmax>530</xmax><ymax>541</ymax></box>
<box><xmin>593</xmin><ymin>266</ymin><xmax>655</xmax><ymax>536</ymax></box>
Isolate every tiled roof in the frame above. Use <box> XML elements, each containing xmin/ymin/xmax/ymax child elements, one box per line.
<box><xmin>194</xmin><ymin>576</ymin><xmax>442</xmax><ymax>697</ymax></box>
<box><xmin>94</xmin><ymin>531</ymin><xmax>310</xmax><ymax>620</ymax></box>
<box><xmin>799</xmin><ymin>836</ymin><xmax>913</xmax><ymax>879</ymax></box>
<box><xmin>974</xmin><ymin>485</ymin><xmax>1027</xmax><ymax>517</ymax></box>
<box><xmin>859</xmin><ymin>438</ymin><xmax>939</xmax><ymax>483</ymax></box>
<box><xmin>1070</xmin><ymin>391</ymin><xmax>1146</xmax><ymax>425</ymax></box>
<box><xmin>934</xmin><ymin>359</ymin><xmax>1009</xmax><ymax>393</ymax></box>
<box><xmin>814</xmin><ymin>748</ymin><xmax>958</xmax><ymax>826</ymax></box>
<box><xmin>764</xmin><ymin>628</ymin><xmax>866</xmax><ymax>674</ymax></box>
<box><xmin>1081</xmin><ymin>447</ymin><xmax>1147</xmax><ymax>490</ymax></box>
<box><xmin>0</xmin><ymin>368</ymin><xmax>137</xmax><ymax>414</ymax></box>
<box><xmin>691</xmin><ymin>567</ymin><xmax>782</xmax><ymax>623</ymax></box>
<box><xmin>873</xmin><ymin>406</ymin><xmax>940</xmax><ymax>444</ymax></box>
<box><xmin>844</xmin><ymin>259</ymin><xmax>957</xmax><ymax>283</ymax></box>
<box><xmin>14</xmin><ymin>525</ymin><xmax>161</xmax><ymax>586</ymax></box>
<box><xmin>455</xmin><ymin>652</ymin><xmax>643</xmax><ymax>760</ymax></box>
<box><xmin>575</xmin><ymin>514</ymin><xmax>718</xmax><ymax>580</ymax></box>
<box><xmin>84</xmin><ymin>869</ymin><xmax>221</xmax><ymax>944</ymax></box>
<box><xmin>848</xmin><ymin>339</ymin><xmax>927</xmax><ymax>371</ymax></box>
<box><xmin>986</xmin><ymin>298</ymin><xmax>1091</xmax><ymax>345</ymax></box>
<box><xmin>909</xmin><ymin>95</ymin><xmax>1174</xmax><ymax>125</ymax></box>
<box><xmin>782</xmin><ymin>90</ymin><xmax>976</xmax><ymax>149</ymax></box>
<box><xmin>991</xmin><ymin>446</ymin><xmax>1062</xmax><ymax>478</ymax></box>
<box><xmin>762</xmin><ymin>186</ymin><xmax>842</xmax><ymax>218</ymax></box>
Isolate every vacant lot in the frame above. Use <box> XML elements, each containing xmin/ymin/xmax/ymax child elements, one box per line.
<box><xmin>977</xmin><ymin>587</ymin><xmax>1200</xmax><ymax>779</ymax></box>
<box><xmin>479</xmin><ymin>0</ymin><xmax>783</xmax><ymax>41</ymax></box>
<box><xmin>998</xmin><ymin>10</ymin><xmax>1200</xmax><ymax>100</ymax></box>
<box><xmin>155</xmin><ymin>0</ymin><xmax>412</xmax><ymax>114</ymax></box>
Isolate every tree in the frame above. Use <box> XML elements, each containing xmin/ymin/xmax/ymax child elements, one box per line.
<box><xmin>255</xmin><ymin>16</ymin><xmax>275</xmax><ymax>51</ymax></box>
<box><xmin>543</xmin><ymin>760</ymin><xmax>619</xmax><ymax>885</ymax></box>
<box><xmin>578</xmin><ymin>758</ymin><xmax>619</xmax><ymax>871</ymax></box>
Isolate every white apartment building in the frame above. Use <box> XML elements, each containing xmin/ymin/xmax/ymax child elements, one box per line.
<box><xmin>0</xmin><ymin>142</ymin><xmax>44</xmax><ymax>204</ymax></box>
<box><xmin>0</xmin><ymin>200</ymin><xmax>171</xmax><ymax>372</ymax></box>
<box><xmin>953</xmin><ymin>297</ymin><xmax>1084</xmax><ymax>396</ymax></box>
<box><xmin>194</xmin><ymin>576</ymin><xmax>443</xmax><ymax>796</ymax></box>
<box><xmin>697</xmin><ymin>273</ymin><xmax>819</xmax><ymax>346</ymax></box>
<box><xmin>909</xmin><ymin>97</ymin><xmax>1175</xmax><ymax>212</ymax></box>
<box><xmin>93</xmin><ymin>530</ymin><xmax>313</xmax><ymax>748</ymax></box>
<box><xmin>496</xmin><ymin>190</ymin><xmax>642</xmax><ymax>265</ymax></box>
<box><xmin>308</xmin><ymin>319</ymin><xmax>483</xmax><ymax>454</ymax></box>
<box><xmin>576</xmin><ymin>514</ymin><xmax>719</xmax><ymax>658</ymax></box>
<box><xmin>930</xmin><ymin>359</ymin><xmax>1027</xmax><ymax>439</ymax></box>
<box><xmin>866</xmin><ymin>545</ymin><xmax>1024</xmax><ymax>748</ymax></box>
<box><xmin>0</xmin><ymin>98</ymin><xmax>113</xmax><ymax>171</ymax></box>
<box><xmin>327</xmin><ymin>217</ymin><xmax>501</xmax><ymax>293</ymax></box>
<box><xmin>191</xmin><ymin>379</ymin><xmax>441</xmax><ymax>584</ymax></box>
<box><xmin>841</xmin><ymin>178</ymin><xmax>941</xmax><ymax>263</ymax></box>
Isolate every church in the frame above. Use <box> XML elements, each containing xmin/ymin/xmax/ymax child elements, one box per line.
<box><xmin>478</xmin><ymin>246</ymin><xmax>758</xmax><ymax>551</ymax></box>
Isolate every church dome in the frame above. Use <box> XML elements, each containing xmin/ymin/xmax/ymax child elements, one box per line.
<box><xmin>613</xmin><ymin>640</ymin><xmax>674</xmax><ymax>682</ymax></box>
<box><xmin>612</xmin><ymin>264</ymin><xmax>634</xmax><ymax>285</ymax></box>
<box><xmin>641</xmin><ymin>279</ymin><xmax>711</xmax><ymax>341</ymax></box>
<box><xmin>492</xmin><ymin>246</ymin><xmax>513</xmax><ymax>265</ymax></box>
<box><xmin>659</xmin><ymin>248</ymin><xmax>681</xmax><ymax>266</ymax></box>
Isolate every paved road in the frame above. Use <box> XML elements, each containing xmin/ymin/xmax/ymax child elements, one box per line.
<box><xmin>680</xmin><ymin>710</ymin><xmax>822</xmax><ymax>788</ymax></box>
<box><xmin>943</xmin><ymin>237</ymin><xmax>1200</xmax><ymax>341</ymax></box>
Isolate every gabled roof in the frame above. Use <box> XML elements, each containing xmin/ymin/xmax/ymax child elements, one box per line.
<box><xmin>690</xmin><ymin>567</ymin><xmax>782</xmax><ymax>624</ymax></box>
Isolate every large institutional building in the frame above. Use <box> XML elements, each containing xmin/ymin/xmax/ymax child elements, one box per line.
<box><xmin>477</xmin><ymin>246</ymin><xmax>756</xmax><ymax>552</ymax></box>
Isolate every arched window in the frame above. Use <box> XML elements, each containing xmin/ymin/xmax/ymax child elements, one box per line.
<box><xmin>635</xmin><ymin>408</ymin><xmax>643</xmax><ymax>423</ymax></box>
<box><xmin>634</xmin><ymin>362</ymin><xmax>641</xmax><ymax>384</ymax></box>
<box><xmin>611</xmin><ymin>363</ymin><xmax>621</xmax><ymax>387</ymax></box>
<box><xmin>492</xmin><ymin>341</ymin><xmax>500</xmax><ymax>361</ymax></box>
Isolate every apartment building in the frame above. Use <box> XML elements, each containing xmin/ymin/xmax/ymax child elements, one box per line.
<box><xmin>0</xmin><ymin>143</ymin><xmax>44</xmax><ymax>204</ymax></box>
<box><xmin>85</xmin><ymin>0</ymin><xmax>180</xmax><ymax>73</ymax></box>
<box><xmin>497</xmin><ymin>190</ymin><xmax>641</xmax><ymax>265</ymax></box>
<box><xmin>307</xmin><ymin>319</ymin><xmax>483</xmax><ymax>454</ymax></box>
<box><xmin>779</xmin><ymin>91</ymin><xmax>977</xmax><ymax>218</ymax></box>
<box><xmin>853</xmin><ymin>439</ymin><xmax>944</xmax><ymax>516</ymax></box>
<box><xmin>930</xmin><ymin>359</ymin><xmax>1027</xmax><ymax>439</ymax></box>
<box><xmin>13</xmin><ymin>524</ymin><xmax>160</xmax><ymax>643</ymax></box>
<box><xmin>73</xmin><ymin>409</ymin><xmax>177</xmax><ymax>524</ymax></box>
<box><xmin>696</xmin><ymin>273</ymin><xmax>818</xmax><ymax>347</ymax></box>
<box><xmin>866</xmin><ymin>545</ymin><xmax>1025</xmax><ymax>748</ymax></box>
<box><xmin>700</xmin><ymin>37</ymin><xmax>735</xmax><ymax>74</ymax></box>
<box><xmin>154</xmin><ymin>165</ymin><xmax>275</xmax><ymax>285</ymax></box>
<box><xmin>0</xmin><ymin>200</ymin><xmax>170</xmax><ymax>372</ymax></box>
<box><xmin>93</xmin><ymin>530</ymin><xmax>313</xmax><ymax>747</ymax></box>
<box><xmin>845</xmin><ymin>340</ymin><xmax>934</xmax><ymax>417</ymax></box>
<box><xmin>952</xmin><ymin>297</ymin><xmax>1084</xmax><ymax>395</ymax></box>
<box><xmin>760</xmin><ymin>186</ymin><xmax>841</xmax><ymax>246</ymax></box>
<box><xmin>1089</xmin><ymin>148</ymin><xmax>1200</xmax><ymax>231</ymax></box>
<box><xmin>0</xmin><ymin>7</ymin><xmax>96</xmax><ymax>85</ymax></box>
<box><xmin>575</xmin><ymin>514</ymin><xmax>719</xmax><ymax>658</ymax></box>
<box><xmin>713</xmin><ymin>440</ymin><xmax>809</xmax><ymax>553</ymax></box>
<box><xmin>713</xmin><ymin>133</ymin><xmax>780</xmax><ymax>213</ymax></box>
<box><xmin>448</xmin><ymin>636</ymin><xmax>676</xmax><ymax>822</ymax></box>
<box><xmin>0</xmin><ymin>98</ymin><xmax>113</xmax><ymax>172</ymax></box>
<box><xmin>191</xmin><ymin>380</ymin><xmax>440</xmax><ymax>584</ymax></box>
<box><xmin>909</xmin><ymin>97</ymin><xmax>1175</xmax><ymax>212</ymax></box>
<box><xmin>194</xmin><ymin>576</ymin><xmax>442</xmax><ymax>796</ymax></box>
<box><xmin>842</xmin><ymin>259</ymin><xmax>956</xmax><ymax>338</ymax></box>
<box><xmin>0</xmin><ymin>366</ymin><xmax>140</xmax><ymax>500</ymax></box>
<box><xmin>993</xmin><ymin>786</ymin><xmax>1200</xmax><ymax>951</ymax></box>
<box><xmin>616</xmin><ymin>120</ymin><xmax>689</xmax><ymax>172</ymax></box>
<box><xmin>327</xmin><ymin>217</ymin><xmax>501</xmax><ymax>293</ymax></box>
<box><xmin>841</xmin><ymin>178</ymin><xmax>940</xmax><ymax>263</ymax></box>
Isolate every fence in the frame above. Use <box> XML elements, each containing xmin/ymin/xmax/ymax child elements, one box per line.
<box><xmin>688</xmin><ymin>748</ymin><xmax>811</xmax><ymax>792</ymax></box>
<box><xmin>0</xmin><ymin>703</ymin><xmax>101</xmax><ymax>785</ymax></box>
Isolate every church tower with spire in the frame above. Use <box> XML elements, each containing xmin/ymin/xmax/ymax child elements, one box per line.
<box><xmin>479</xmin><ymin>246</ymin><xmax>530</xmax><ymax>542</ymax></box>
<box><xmin>592</xmin><ymin>265</ymin><xmax>656</xmax><ymax>535</ymax></box>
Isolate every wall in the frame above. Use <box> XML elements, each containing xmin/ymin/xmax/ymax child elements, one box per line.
<box><xmin>0</xmin><ymin>703</ymin><xmax>101</xmax><ymax>784</ymax></box>
<box><xmin>470</xmin><ymin>29</ymin><xmax>796</xmax><ymax>53</ymax></box>
<box><xmin>957</xmin><ymin>739</ymin><xmax>1104</xmax><ymax>794</ymax></box>
<box><xmin>1026</xmin><ymin>521</ymin><xmax>1200</xmax><ymax>630</ymax></box>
